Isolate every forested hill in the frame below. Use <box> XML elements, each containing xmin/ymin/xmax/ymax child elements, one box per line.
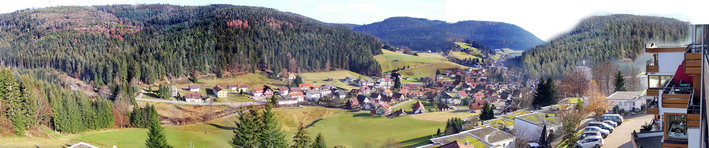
<box><xmin>517</xmin><ymin>14</ymin><xmax>688</xmax><ymax>78</ymax></box>
<box><xmin>0</xmin><ymin>4</ymin><xmax>383</xmax><ymax>86</ymax></box>
<box><xmin>352</xmin><ymin>17</ymin><xmax>545</xmax><ymax>51</ymax></box>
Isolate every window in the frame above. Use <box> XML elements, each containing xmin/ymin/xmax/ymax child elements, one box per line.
<box><xmin>648</xmin><ymin>75</ymin><xmax>672</xmax><ymax>88</ymax></box>
<box><xmin>666</xmin><ymin>114</ymin><xmax>688</xmax><ymax>139</ymax></box>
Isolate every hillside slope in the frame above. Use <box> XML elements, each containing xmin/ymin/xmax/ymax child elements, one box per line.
<box><xmin>353</xmin><ymin>17</ymin><xmax>545</xmax><ymax>51</ymax></box>
<box><xmin>0</xmin><ymin>4</ymin><xmax>383</xmax><ymax>85</ymax></box>
<box><xmin>517</xmin><ymin>14</ymin><xmax>688</xmax><ymax>78</ymax></box>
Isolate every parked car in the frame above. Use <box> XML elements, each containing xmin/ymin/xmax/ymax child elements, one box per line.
<box><xmin>584</xmin><ymin>126</ymin><xmax>609</xmax><ymax>137</ymax></box>
<box><xmin>578</xmin><ymin>131</ymin><xmax>603</xmax><ymax>140</ymax></box>
<box><xmin>602</xmin><ymin>120</ymin><xmax>618</xmax><ymax>127</ymax></box>
<box><xmin>575</xmin><ymin>137</ymin><xmax>604</xmax><ymax>148</ymax></box>
<box><xmin>588</xmin><ymin>122</ymin><xmax>614</xmax><ymax>132</ymax></box>
<box><xmin>601</xmin><ymin>114</ymin><xmax>623</xmax><ymax>125</ymax></box>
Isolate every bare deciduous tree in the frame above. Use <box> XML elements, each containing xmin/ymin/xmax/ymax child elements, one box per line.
<box><xmin>559</xmin><ymin>70</ymin><xmax>590</xmax><ymax>98</ymax></box>
<box><xmin>591</xmin><ymin>62</ymin><xmax>617</xmax><ymax>95</ymax></box>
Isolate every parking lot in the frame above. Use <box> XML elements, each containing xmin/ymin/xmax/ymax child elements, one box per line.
<box><xmin>601</xmin><ymin>114</ymin><xmax>655</xmax><ymax>148</ymax></box>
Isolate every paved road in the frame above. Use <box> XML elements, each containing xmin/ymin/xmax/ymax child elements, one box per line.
<box><xmin>602</xmin><ymin>114</ymin><xmax>654</xmax><ymax>148</ymax></box>
<box><xmin>135</xmin><ymin>93</ymin><xmax>265</xmax><ymax>107</ymax></box>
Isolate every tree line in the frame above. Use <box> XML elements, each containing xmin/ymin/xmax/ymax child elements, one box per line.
<box><xmin>517</xmin><ymin>14</ymin><xmax>688</xmax><ymax>78</ymax></box>
<box><xmin>0</xmin><ymin>4</ymin><xmax>383</xmax><ymax>88</ymax></box>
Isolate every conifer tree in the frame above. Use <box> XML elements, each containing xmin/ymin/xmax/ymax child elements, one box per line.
<box><xmin>259</xmin><ymin>105</ymin><xmax>288</xmax><ymax>148</ymax></box>
<box><xmin>145</xmin><ymin>105</ymin><xmax>172</xmax><ymax>148</ymax></box>
<box><xmin>312</xmin><ymin>132</ymin><xmax>327</xmax><ymax>148</ymax></box>
<box><xmin>614</xmin><ymin>71</ymin><xmax>626</xmax><ymax>91</ymax></box>
<box><xmin>291</xmin><ymin>123</ymin><xmax>311</xmax><ymax>148</ymax></box>
<box><xmin>131</xmin><ymin>106</ymin><xmax>145</xmax><ymax>128</ymax></box>
<box><xmin>232</xmin><ymin>110</ymin><xmax>260</xmax><ymax>147</ymax></box>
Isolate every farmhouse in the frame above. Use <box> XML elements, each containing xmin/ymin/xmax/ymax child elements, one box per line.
<box><xmin>188</xmin><ymin>85</ymin><xmax>200</xmax><ymax>92</ymax></box>
<box><xmin>184</xmin><ymin>92</ymin><xmax>203</xmax><ymax>103</ymax></box>
<box><xmin>389</xmin><ymin>108</ymin><xmax>407</xmax><ymax>118</ymax></box>
<box><xmin>375</xmin><ymin>103</ymin><xmax>392</xmax><ymax>115</ymax></box>
<box><xmin>412</xmin><ymin>101</ymin><xmax>426</xmax><ymax>114</ymax></box>
<box><xmin>278</xmin><ymin>87</ymin><xmax>289</xmax><ymax>96</ymax></box>
<box><xmin>288</xmin><ymin>92</ymin><xmax>305</xmax><ymax>102</ymax></box>
<box><xmin>306</xmin><ymin>90</ymin><xmax>322</xmax><ymax>101</ymax></box>
<box><xmin>357</xmin><ymin>95</ymin><xmax>375</xmax><ymax>109</ymax></box>
<box><xmin>212</xmin><ymin>85</ymin><xmax>227</xmax><ymax>98</ymax></box>
<box><xmin>346</xmin><ymin>97</ymin><xmax>361</xmax><ymax>109</ymax></box>
<box><xmin>276</xmin><ymin>96</ymin><xmax>299</xmax><ymax>107</ymax></box>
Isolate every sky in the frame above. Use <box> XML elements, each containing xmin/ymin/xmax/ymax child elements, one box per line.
<box><xmin>2</xmin><ymin>0</ymin><xmax>708</xmax><ymax>41</ymax></box>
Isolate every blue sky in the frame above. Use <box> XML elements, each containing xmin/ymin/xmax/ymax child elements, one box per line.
<box><xmin>3</xmin><ymin>0</ymin><xmax>708</xmax><ymax>41</ymax></box>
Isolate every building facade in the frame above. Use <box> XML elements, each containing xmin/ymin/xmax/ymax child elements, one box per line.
<box><xmin>645</xmin><ymin>24</ymin><xmax>708</xmax><ymax>148</ymax></box>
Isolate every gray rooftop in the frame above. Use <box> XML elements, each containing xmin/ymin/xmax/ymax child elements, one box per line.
<box><xmin>607</xmin><ymin>91</ymin><xmax>645</xmax><ymax>100</ymax></box>
<box><xmin>465</xmin><ymin>126</ymin><xmax>515</xmax><ymax>144</ymax></box>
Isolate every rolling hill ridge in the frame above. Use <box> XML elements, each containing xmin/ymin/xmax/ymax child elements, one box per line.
<box><xmin>516</xmin><ymin>14</ymin><xmax>688</xmax><ymax>78</ymax></box>
<box><xmin>0</xmin><ymin>4</ymin><xmax>384</xmax><ymax>85</ymax></box>
<box><xmin>352</xmin><ymin>17</ymin><xmax>545</xmax><ymax>51</ymax></box>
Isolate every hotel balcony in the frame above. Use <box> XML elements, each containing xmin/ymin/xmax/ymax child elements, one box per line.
<box><xmin>660</xmin><ymin>79</ymin><xmax>692</xmax><ymax>109</ymax></box>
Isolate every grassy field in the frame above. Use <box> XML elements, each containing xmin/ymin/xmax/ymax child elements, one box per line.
<box><xmin>374</xmin><ymin>49</ymin><xmax>447</xmax><ymax>72</ymax></box>
<box><xmin>1</xmin><ymin>105</ymin><xmax>451</xmax><ymax>148</ymax></box>
<box><xmin>273</xmin><ymin>106</ymin><xmax>346</xmax><ymax>131</ymax></box>
<box><xmin>449</xmin><ymin>51</ymin><xmax>481</xmax><ymax>61</ymax></box>
<box><xmin>298</xmin><ymin>70</ymin><xmax>370</xmax><ymax>90</ymax></box>
<box><xmin>374</xmin><ymin>49</ymin><xmax>467</xmax><ymax>81</ymax></box>
<box><xmin>410</xmin><ymin>110</ymin><xmax>478</xmax><ymax>123</ymax></box>
<box><xmin>307</xmin><ymin>112</ymin><xmax>443</xmax><ymax>147</ymax></box>
<box><xmin>398</xmin><ymin>62</ymin><xmax>467</xmax><ymax>78</ymax></box>
<box><xmin>490</xmin><ymin>48</ymin><xmax>523</xmax><ymax>60</ymax></box>
<box><xmin>454</xmin><ymin>42</ymin><xmax>482</xmax><ymax>55</ymax></box>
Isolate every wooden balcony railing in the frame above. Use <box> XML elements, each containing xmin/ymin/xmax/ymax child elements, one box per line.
<box><xmin>647</xmin><ymin>65</ymin><xmax>659</xmax><ymax>73</ymax></box>
<box><xmin>688</xmin><ymin>114</ymin><xmax>700</xmax><ymax>127</ymax></box>
<box><xmin>685</xmin><ymin>53</ymin><xmax>702</xmax><ymax>74</ymax></box>
<box><xmin>647</xmin><ymin>88</ymin><xmax>660</xmax><ymax>96</ymax></box>
<box><xmin>647</xmin><ymin>108</ymin><xmax>659</xmax><ymax>115</ymax></box>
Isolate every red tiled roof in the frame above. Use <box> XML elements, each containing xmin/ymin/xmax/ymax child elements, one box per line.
<box><xmin>213</xmin><ymin>85</ymin><xmax>224</xmax><ymax>92</ymax></box>
<box><xmin>412</xmin><ymin>101</ymin><xmax>425</xmax><ymax>111</ymax></box>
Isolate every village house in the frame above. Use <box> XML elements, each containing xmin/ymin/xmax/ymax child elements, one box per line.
<box><xmin>184</xmin><ymin>92</ymin><xmax>203</xmax><ymax>103</ymax></box>
<box><xmin>170</xmin><ymin>86</ymin><xmax>179</xmax><ymax>97</ymax></box>
<box><xmin>346</xmin><ymin>97</ymin><xmax>361</xmax><ymax>109</ymax></box>
<box><xmin>369</xmin><ymin>93</ymin><xmax>382</xmax><ymax>102</ymax></box>
<box><xmin>357</xmin><ymin>95</ymin><xmax>375</xmax><ymax>110</ymax></box>
<box><xmin>513</xmin><ymin>113</ymin><xmax>560</xmax><ymax>141</ymax></box>
<box><xmin>252</xmin><ymin>87</ymin><xmax>274</xmax><ymax>97</ymax></box>
<box><xmin>391</xmin><ymin>92</ymin><xmax>405</xmax><ymax>101</ymax></box>
<box><xmin>375</xmin><ymin>103</ymin><xmax>393</xmax><ymax>115</ymax></box>
<box><xmin>381</xmin><ymin>96</ymin><xmax>396</xmax><ymax>104</ymax></box>
<box><xmin>469</xmin><ymin>99</ymin><xmax>488</xmax><ymax>113</ymax></box>
<box><xmin>607</xmin><ymin>91</ymin><xmax>647</xmax><ymax>112</ymax></box>
<box><xmin>188</xmin><ymin>85</ymin><xmax>200</xmax><ymax>92</ymax></box>
<box><xmin>343</xmin><ymin>76</ymin><xmax>357</xmax><ymax>84</ymax></box>
<box><xmin>299</xmin><ymin>84</ymin><xmax>314</xmax><ymax>91</ymax></box>
<box><xmin>383</xmin><ymin>89</ymin><xmax>393</xmax><ymax>96</ymax></box>
<box><xmin>288</xmin><ymin>91</ymin><xmax>305</xmax><ymax>102</ymax></box>
<box><xmin>412</xmin><ymin>101</ymin><xmax>426</xmax><ymax>114</ymax></box>
<box><xmin>278</xmin><ymin>87</ymin><xmax>289</xmax><ymax>96</ymax></box>
<box><xmin>389</xmin><ymin>108</ymin><xmax>407</xmax><ymax>118</ymax></box>
<box><xmin>333</xmin><ymin>90</ymin><xmax>347</xmax><ymax>99</ymax></box>
<box><xmin>276</xmin><ymin>96</ymin><xmax>299</xmax><ymax>107</ymax></box>
<box><xmin>358</xmin><ymin>78</ymin><xmax>375</xmax><ymax>86</ymax></box>
<box><xmin>212</xmin><ymin>85</ymin><xmax>227</xmax><ymax>98</ymax></box>
<box><xmin>305</xmin><ymin>90</ymin><xmax>322</xmax><ymax>101</ymax></box>
<box><xmin>321</xmin><ymin>83</ymin><xmax>337</xmax><ymax>91</ymax></box>
<box><xmin>227</xmin><ymin>84</ymin><xmax>249</xmax><ymax>93</ymax></box>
